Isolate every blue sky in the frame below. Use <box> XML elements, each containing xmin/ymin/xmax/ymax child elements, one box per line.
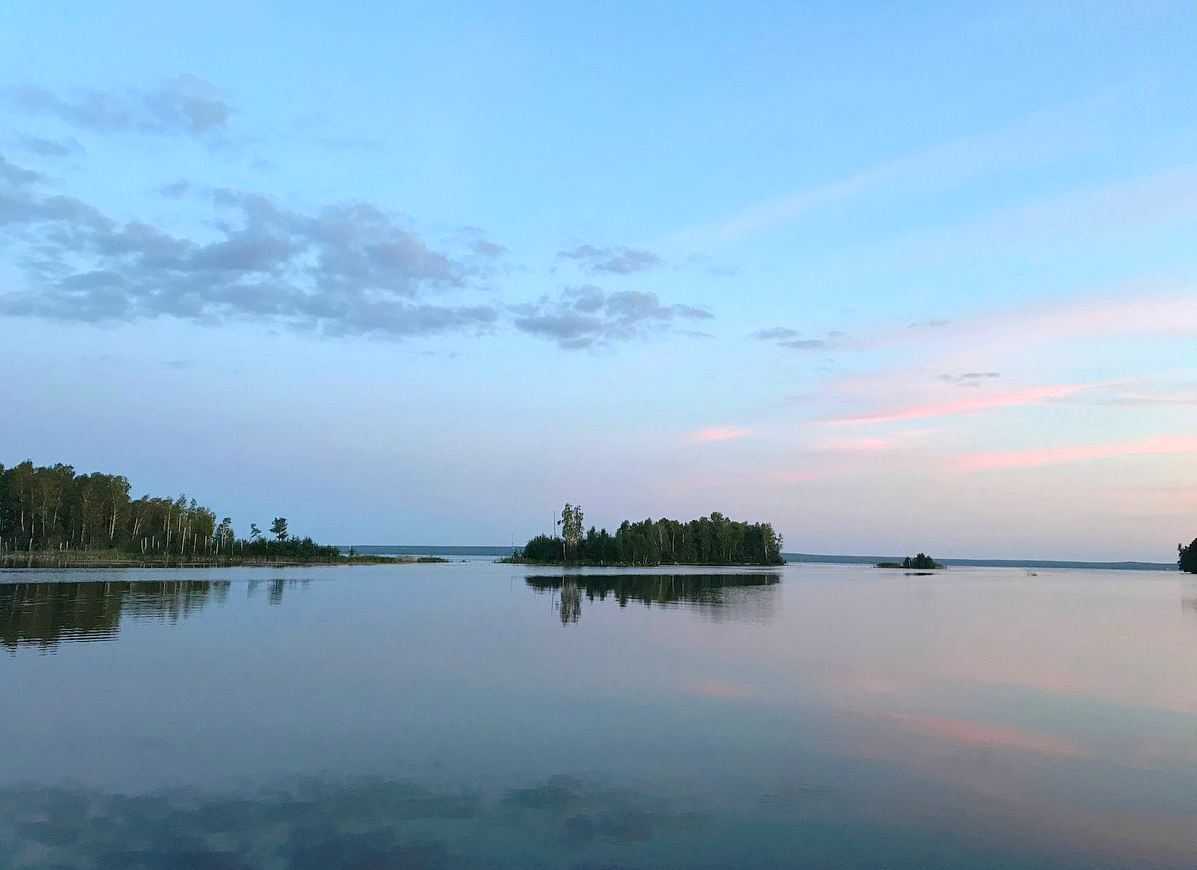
<box><xmin>2</xmin><ymin>1</ymin><xmax>1195</xmax><ymax>559</ymax></box>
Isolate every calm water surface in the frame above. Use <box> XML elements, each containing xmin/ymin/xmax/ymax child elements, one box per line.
<box><xmin>1</xmin><ymin>562</ymin><xmax>1195</xmax><ymax>869</ymax></box>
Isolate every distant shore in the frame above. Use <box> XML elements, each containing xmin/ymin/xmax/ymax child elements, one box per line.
<box><xmin>788</xmin><ymin>553</ymin><xmax>1176</xmax><ymax>571</ymax></box>
<box><xmin>1</xmin><ymin>547</ymin><xmax>1178</xmax><ymax>573</ymax></box>
<box><xmin>356</xmin><ymin>547</ymin><xmax>1178</xmax><ymax>572</ymax></box>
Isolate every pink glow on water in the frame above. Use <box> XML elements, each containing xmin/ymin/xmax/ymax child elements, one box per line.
<box><xmin>883</xmin><ymin>712</ymin><xmax>1092</xmax><ymax>757</ymax></box>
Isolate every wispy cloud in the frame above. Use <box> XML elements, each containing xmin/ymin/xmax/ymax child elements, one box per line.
<box><xmin>556</xmin><ymin>243</ymin><xmax>661</xmax><ymax>275</ymax></box>
<box><xmin>157</xmin><ymin>178</ymin><xmax>191</xmax><ymax>198</ymax></box>
<box><xmin>513</xmin><ymin>285</ymin><xmax>711</xmax><ymax>350</ymax></box>
<box><xmin>939</xmin><ymin>371</ymin><xmax>1000</xmax><ymax>382</ymax></box>
<box><xmin>939</xmin><ymin>371</ymin><xmax>1001</xmax><ymax>389</ymax></box>
<box><xmin>3</xmin><ymin>75</ymin><xmax>232</xmax><ymax>141</ymax></box>
<box><xmin>954</xmin><ymin>434</ymin><xmax>1197</xmax><ymax>471</ymax></box>
<box><xmin>14</xmin><ymin>134</ymin><xmax>84</xmax><ymax>157</ymax></box>
<box><xmin>672</xmin><ymin>94</ymin><xmax>1110</xmax><ymax>245</ymax></box>
<box><xmin>1100</xmin><ymin>388</ymin><xmax>1197</xmax><ymax>407</ymax></box>
<box><xmin>685</xmin><ymin>426</ymin><xmax>751</xmax><ymax>444</ymax></box>
<box><xmin>826</xmin><ymin>167</ymin><xmax>1197</xmax><ymax>291</ymax></box>
<box><xmin>830</xmin><ymin>382</ymin><xmax>1106</xmax><ymax>425</ymax></box>
<box><xmin>752</xmin><ymin>325</ymin><xmax>844</xmax><ymax>351</ymax></box>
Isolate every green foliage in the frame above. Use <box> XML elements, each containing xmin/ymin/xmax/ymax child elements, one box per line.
<box><xmin>518</xmin><ymin>511</ymin><xmax>783</xmax><ymax>566</ymax></box>
<box><xmin>902</xmin><ymin>553</ymin><xmax>943</xmax><ymax>570</ymax></box>
<box><xmin>236</xmin><ymin>535</ymin><xmax>339</xmax><ymax>562</ymax></box>
<box><xmin>560</xmin><ymin>504</ymin><xmax>584</xmax><ymax>559</ymax></box>
<box><xmin>0</xmin><ymin>458</ymin><xmax>338</xmax><ymax>563</ymax></box>
<box><xmin>1180</xmin><ymin>539</ymin><xmax>1197</xmax><ymax>573</ymax></box>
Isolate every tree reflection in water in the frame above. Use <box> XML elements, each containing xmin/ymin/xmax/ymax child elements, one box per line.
<box><xmin>0</xmin><ymin>579</ymin><xmax>306</xmax><ymax>650</ymax></box>
<box><xmin>526</xmin><ymin>572</ymin><xmax>781</xmax><ymax>625</ymax></box>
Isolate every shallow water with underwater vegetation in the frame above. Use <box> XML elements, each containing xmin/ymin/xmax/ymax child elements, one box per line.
<box><xmin>1</xmin><ymin>562</ymin><xmax>1195</xmax><ymax>869</ymax></box>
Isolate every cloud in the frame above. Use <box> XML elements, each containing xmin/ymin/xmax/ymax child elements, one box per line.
<box><xmin>938</xmin><ymin>371</ymin><xmax>1001</xmax><ymax>388</ymax></box>
<box><xmin>826</xmin><ymin>167</ymin><xmax>1197</xmax><ymax>291</ymax></box>
<box><xmin>0</xmin><ymin>153</ymin><xmax>504</xmax><ymax>339</ymax></box>
<box><xmin>685</xmin><ymin>426</ymin><xmax>751</xmax><ymax>443</ymax></box>
<box><xmin>908</xmin><ymin>318</ymin><xmax>951</xmax><ymax>329</ymax></box>
<box><xmin>513</xmin><ymin>285</ymin><xmax>711</xmax><ymax>350</ymax></box>
<box><xmin>752</xmin><ymin>325</ymin><xmax>842</xmax><ymax>351</ymax></box>
<box><xmin>830</xmin><ymin>382</ymin><xmax>1105</xmax><ymax>425</ymax></box>
<box><xmin>3</xmin><ymin>75</ymin><xmax>232</xmax><ymax>140</ymax></box>
<box><xmin>0</xmin><ymin>152</ymin><xmax>43</xmax><ymax>188</ymax></box>
<box><xmin>15</xmin><ymin>135</ymin><xmax>84</xmax><ymax>157</ymax></box>
<box><xmin>686</xmin><ymin>253</ymin><xmax>738</xmax><ymax>277</ymax></box>
<box><xmin>470</xmin><ymin>238</ymin><xmax>508</xmax><ymax>258</ymax></box>
<box><xmin>751</xmin><ymin>327</ymin><xmax>801</xmax><ymax>341</ymax></box>
<box><xmin>1106</xmin><ymin>391</ymin><xmax>1197</xmax><ymax>407</ymax></box>
<box><xmin>557</xmin><ymin>243</ymin><xmax>661</xmax><ymax>274</ymax></box>
<box><xmin>673</xmin><ymin>93</ymin><xmax>1111</xmax><ymax>245</ymax></box>
<box><xmin>157</xmin><ymin>179</ymin><xmax>191</xmax><ymax>198</ymax></box>
<box><xmin>0</xmin><ymin>152</ymin><xmax>701</xmax><ymax>351</ymax></box>
<box><xmin>953</xmin><ymin>434</ymin><xmax>1197</xmax><ymax>471</ymax></box>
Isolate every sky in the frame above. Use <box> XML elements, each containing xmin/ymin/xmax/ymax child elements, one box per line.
<box><xmin>1</xmin><ymin>1</ymin><xmax>1195</xmax><ymax>560</ymax></box>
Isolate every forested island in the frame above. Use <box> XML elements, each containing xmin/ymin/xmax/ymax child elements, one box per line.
<box><xmin>508</xmin><ymin>504</ymin><xmax>784</xmax><ymax>566</ymax></box>
<box><xmin>876</xmin><ymin>553</ymin><xmax>944</xmax><ymax>570</ymax></box>
<box><xmin>0</xmin><ymin>459</ymin><xmax>353</xmax><ymax>567</ymax></box>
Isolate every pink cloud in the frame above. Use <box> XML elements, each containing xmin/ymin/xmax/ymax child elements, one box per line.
<box><xmin>830</xmin><ymin>382</ymin><xmax>1104</xmax><ymax>425</ymax></box>
<box><xmin>686</xmin><ymin>426</ymin><xmax>751</xmax><ymax>443</ymax></box>
<box><xmin>955</xmin><ymin>434</ymin><xmax>1197</xmax><ymax>471</ymax></box>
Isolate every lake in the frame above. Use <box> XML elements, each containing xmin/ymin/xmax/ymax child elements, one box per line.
<box><xmin>1</xmin><ymin>562</ymin><xmax>1195</xmax><ymax>869</ymax></box>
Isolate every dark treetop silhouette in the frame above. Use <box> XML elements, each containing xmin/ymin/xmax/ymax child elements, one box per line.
<box><xmin>512</xmin><ymin>504</ymin><xmax>784</xmax><ymax>566</ymax></box>
<box><xmin>1180</xmin><ymin>539</ymin><xmax>1197</xmax><ymax>573</ymax></box>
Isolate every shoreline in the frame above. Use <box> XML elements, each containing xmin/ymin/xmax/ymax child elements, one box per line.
<box><xmin>501</xmin><ymin>558</ymin><xmax>784</xmax><ymax>568</ymax></box>
<box><xmin>0</xmin><ymin>554</ymin><xmax>445</xmax><ymax>570</ymax></box>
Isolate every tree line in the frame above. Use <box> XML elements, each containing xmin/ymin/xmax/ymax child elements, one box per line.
<box><xmin>515</xmin><ymin>504</ymin><xmax>784</xmax><ymax>566</ymax></box>
<box><xmin>0</xmin><ymin>459</ymin><xmax>339</xmax><ymax>562</ymax></box>
<box><xmin>1181</xmin><ymin>539</ymin><xmax>1197</xmax><ymax>573</ymax></box>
